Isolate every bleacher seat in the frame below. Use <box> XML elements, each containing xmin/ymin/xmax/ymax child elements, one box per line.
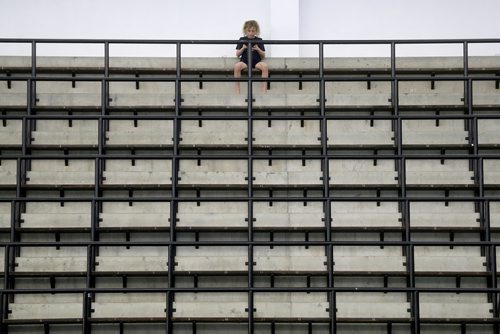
<box><xmin>21</xmin><ymin>202</ymin><xmax>91</xmax><ymax>231</ymax></box>
<box><xmin>109</xmin><ymin>81</ymin><xmax>175</xmax><ymax>108</ymax></box>
<box><xmin>414</xmin><ymin>246</ymin><xmax>486</xmax><ymax>274</ymax></box>
<box><xmin>410</xmin><ymin>201</ymin><xmax>480</xmax><ymax>230</ymax></box>
<box><xmin>253</xmin><ymin>120</ymin><xmax>321</xmax><ymax>147</ymax></box>
<box><xmin>7</xmin><ymin>294</ymin><xmax>83</xmax><ymax>322</ymax></box>
<box><xmin>336</xmin><ymin>292</ymin><xmax>410</xmax><ymax>321</ymax></box>
<box><xmin>0</xmin><ymin>80</ymin><xmax>27</xmax><ymax>108</ymax></box>
<box><xmin>99</xmin><ymin>201</ymin><xmax>170</xmax><ymax>230</ymax></box>
<box><xmin>406</xmin><ymin>159</ymin><xmax>474</xmax><ymax>186</ymax></box>
<box><xmin>175</xmin><ymin>246</ymin><xmax>248</xmax><ymax>274</ymax></box>
<box><xmin>0</xmin><ymin>119</ymin><xmax>22</xmax><ymax>147</ymax></box>
<box><xmin>402</xmin><ymin>119</ymin><xmax>469</xmax><ymax>147</ymax></box>
<box><xmin>325</xmin><ymin>81</ymin><xmax>392</xmax><ymax>108</ymax></box>
<box><xmin>399</xmin><ymin>81</ymin><xmax>464</xmax><ymax>107</ymax></box>
<box><xmin>0</xmin><ymin>201</ymin><xmax>11</xmax><ymax>230</ymax></box>
<box><xmin>490</xmin><ymin>201</ymin><xmax>500</xmax><ymax>229</ymax></box>
<box><xmin>329</xmin><ymin>159</ymin><xmax>398</xmax><ymax>186</ymax></box>
<box><xmin>331</xmin><ymin>202</ymin><xmax>402</xmax><ymax>230</ymax></box>
<box><xmin>102</xmin><ymin>159</ymin><xmax>171</xmax><ymax>186</ymax></box>
<box><xmin>0</xmin><ymin>159</ymin><xmax>17</xmax><ymax>186</ymax></box>
<box><xmin>92</xmin><ymin>293</ymin><xmax>167</xmax><ymax>320</ymax></box>
<box><xmin>253</xmin><ymin>159</ymin><xmax>323</xmax><ymax>187</ymax></box>
<box><xmin>26</xmin><ymin>159</ymin><xmax>95</xmax><ymax>187</ymax></box>
<box><xmin>36</xmin><ymin>80</ymin><xmax>101</xmax><ymax>108</ymax></box>
<box><xmin>253</xmin><ymin>293</ymin><xmax>329</xmax><ymax>320</ymax></box>
<box><xmin>478</xmin><ymin>119</ymin><xmax>500</xmax><ymax>145</ymax></box>
<box><xmin>254</xmin><ymin>246</ymin><xmax>327</xmax><ymax>274</ymax></box>
<box><xmin>180</xmin><ymin>120</ymin><xmax>247</xmax><ymax>147</ymax></box>
<box><xmin>484</xmin><ymin>159</ymin><xmax>500</xmax><ymax>185</ymax></box>
<box><xmin>106</xmin><ymin>119</ymin><xmax>174</xmax><ymax>147</ymax></box>
<box><xmin>177</xmin><ymin>201</ymin><xmax>247</xmax><ymax>230</ymax></box>
<box><xmin>173</xmin><ymin>293</ymin><xmax>247</xmax><ymax>320</ymax></box>
<box><xmin>332</xmin><ymin>245</ymin><xmax>406</xmax><ymax>274</ymax></box>
<box><xmin>14</xmin><ymin>245</ymin><xmax>87</xmax><ymax>276</ymax></box>
<box><xmin>253</xmin><ymin>201</ymin><xmax>324</xmax><ymax>230</ymax></box>
<box><xmin>31</xmin><ymin>119</ymin><xmax>98</xmax><ymax>147</ymax></box>
<box><xmin>327</xmin><ymin>119</ymin><xmax>394</xmax><ymax>147</ymax></box>
<box><xmin>178</xmin><ymin>159</ymin><xmax>247</xmax><ymax>187</ymax></box>
<box><xmin>419</xmin><ymin>293</ymin><xmax>493</xmax><ymax>320</ymax></box>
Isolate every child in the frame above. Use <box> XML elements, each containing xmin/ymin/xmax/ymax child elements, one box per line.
<box><xmin>234</xmin><ymin>20</ymin><xmax>269</xmax><ymax>94</ymax></box>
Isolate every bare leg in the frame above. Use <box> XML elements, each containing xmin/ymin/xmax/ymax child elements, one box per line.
<box><xmin>234</xmin><ymin>62</ymin><xmax>248</xmax><ymax>94</ymax></box>
<box><xmin>256</xmin><ymin>62</ymin><xmax>269</xmax><ymax>94</ymax></box>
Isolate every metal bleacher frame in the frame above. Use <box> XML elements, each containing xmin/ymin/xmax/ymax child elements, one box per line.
<box><xmin>0</xmin><ymin>38</ymin><xmax>500</xmax><ymax>334</ymax></box>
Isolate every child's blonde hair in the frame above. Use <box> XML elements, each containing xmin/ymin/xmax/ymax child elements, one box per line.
<box><xmin>242</xmin><ymin>20</ymin><xmax>260</xmax><ymax>36</ymax></box>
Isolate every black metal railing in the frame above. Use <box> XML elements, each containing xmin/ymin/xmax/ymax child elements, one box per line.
<box><xmin>1</xmin><ymin>38</ymin><xmax>500</xmax><ymax>333</ymax></box>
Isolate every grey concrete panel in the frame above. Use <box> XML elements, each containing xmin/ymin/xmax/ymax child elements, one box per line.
<box><xmin>419</xmin><ymin>293</ymin><xmax>492</xmax><ymax>319</ymax></box>
<box><xmin>0</xmin><ymin>92</ymin><xmax>27</xmax><ymax>107</ymax></box>
<box><xmin>176</xmin><ymin>246</ymin><xmax>247</xmax><ymax>272</ymax></box>
<box><xmin>27</xmin><ymin>160</ymin><xmax>95</xmax><ymax>186</ymax></box>
<box><xmin>103</xmin><ymin>159</ymin><xmax>171</xmax><ymax>185</ymax></box>
<box><xmin>406</xmin><ymin>160</ymin><xmax>474</xmax><ymax>185</ymax></box>
<box><xmin>0</xmin><ymin>202</ymin><xmax>11</xmax><ymax>229</ymax></box>
<box><xmin>9</xmin><ymin>301</ymin><xmax>83</xmax><ymax>320</ymax></box>
<box><xmin>109</xmin><ymin>81</ymin><xmax>176</xmax><ymax>107</ymax></box>
<box><xmin>107</xmin><ymin>120</ymin><xmax>173</xmax><ymax>146</ymax></box>
<box><xmin>180</xmin><ymin>120</ymin><xmax>247</xmax><ymax>146</ymax></box>
<box><xmin>97</xmin><ymin>245</ymin><xmax>168</xmax><ymax>257</ymax></box>
<box><xmin>410</xmin><ymin>202</ymin><xmax>479</xmax><ymax>228</ymax></box>
<box><xmin>254</xmin><ymin>293</ymin><xmax>329</xmax><ymax>319</ymax></box>
<box><xmin>336</xmin><ymin>292</ymin><xmax>410</xmax><ymax>319</ymax></box>
<box><xmin>402</xmin><ymin>120</ymin><xmax>468</xmax><ymax>145</ymax></box>
<box><xmin>0</xmin><ymin>81</ymin><xmax>27</xmax><ymax>107</ymax></box>
<box><xmin>484</xmin><ymin>160</ymin><xmax>500</xmax><ymax>185</ymax></box>
<box><xmin>32</xmin><ymin>120</ymin><xmax>98</xmax><ymax>146</ymax></box>
<box><xmin>177</xmin><ymin>202</ymin><xmax>247</xmax><ymax>228</ymax></box>
<box><xmin>329</xmin><ymin>159</ymin><xmax>398</xmax><ymax>185</ymax></box>
<box><xmin>0</xmin><ymin>119</ymin><xmax>22</xmax><ymax>146</ymax></box>
<box><xmin>36</xmin><ymin>81</ymin><xmax>102</xmax><ymax>107</ymax></box>
<box><xmin>490</xmin><ymin>202</ymin><xmax>500</xmax><ymax>228</ymax></box>
<box><xmin>2</xmin><ymin>56</ymin><xmax>499</xmax><ymax>72</ymax></box>
<box><xmin>22</xmin><ymin>202</ymin><xmax>91</xmax><ymax>229</ymax></box>
<box><xmin>0</xmin><ymin>160</ymin><xmax>17</xmax><ymax>185</ymax></box>
<box><xmin>92</xmin><ymin>302</ymin><xmax>167</xmax><ymax>319</ymax></box>
<box><xmin>100</xmin><ymin>202</ymin><xmax>170</xmax><ymax>228</ymax></box>
<box><xmin>254</xmin><ymin>160</ymin><xmax>322</xmax><ymax>186</ymax></box>
<box><xmin>173</xmin><ymin>293</ymin><xmax>247</xmax><ymax>319</ymax></box>
<box><xmin>253</xmin><ymin>202</ymin><xmax>324</xmax><ymax>229</ymax></box>
<box><xmin>414</xmin><ymin>246</ymin><xmax>485</xmax><ymax>272</ymax></box>
<box><xmin>333</xmin><ymin>248</ymin><xmax>405</xmax><ymax>273</ymax></box>
<box><xmin>178</xmin><ymin>160</ymin><xmax>247</xmax><ymax>186</ymax></box>
<box><xmin>253</xmin><ymin>120</ymin><xmax>321</xmax><ymax>147</ymax></box>
<box><xmin>328</xmin><ymin>119</ymin><xmax>394</xmax><ymax>146</ymax></box>
<box><xmin>254</xmin><ymin>246</ymin><xmax>326</xmax><ymax>272</ymax></box>
<box><xmin>478</xmin><ymin>119</ymin><xmax>500</xmax><ymax>145</ymax></box>
<box><xmin>95</xmin><ymin>256</ymin><xmax>168</xmax><ymax>272</ymax></box>
<box><xmin>15</xmin><ymin>256</ymin><xmax>87</xmax><ymax>273</ymax></box>
<box><xmin>332</xmin><ymin>201</ymin><xmax>401</xmax><ymax>228</ymax></box>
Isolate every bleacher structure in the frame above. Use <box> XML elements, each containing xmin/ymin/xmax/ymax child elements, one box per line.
<box><xmin>0</xmin><ymin>38</ymin><xmax>500</xmax><ymax>333</ymax></box>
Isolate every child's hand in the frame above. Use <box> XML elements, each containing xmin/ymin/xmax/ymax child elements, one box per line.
<box><xmin>240</xmin><ymin>44</ymin><xmax>247</xmax><ymax>50</ymax></box>
<box><xmin>252</xmin><ymin>45</ymin><xmax>261</xmax><ymax>52</ymax></box>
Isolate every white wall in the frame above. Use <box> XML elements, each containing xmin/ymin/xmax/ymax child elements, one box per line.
<box><xmin>1</xmin><ymin>0</ymin><xmax>500</xmax><ymax>57</ymax></box>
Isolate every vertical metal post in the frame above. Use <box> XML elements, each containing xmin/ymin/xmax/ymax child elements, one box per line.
<box><xmin>463</xmin><ymin>42</ymin><xmax>469</xmax><ymax>108</ymax></box>
<box><xmin>167</xmin><ymin>41</ymin><xmax>182</xmax><ymax>334</ymax></box>
<box><xmin>247</xmin><ymin>39</ymin><xmax>255</xmax><ymax>334</ymax></box>
<box><xmin>412</xmin><ymin>290</ymin><xmax>420</xmax><ymax>334</ymax></box>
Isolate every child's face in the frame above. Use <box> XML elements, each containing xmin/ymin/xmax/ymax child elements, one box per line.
<box><xmin>245</xmin><ymin>26</ymin><xmax>257</xmax><ymax>38</ymax></box>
